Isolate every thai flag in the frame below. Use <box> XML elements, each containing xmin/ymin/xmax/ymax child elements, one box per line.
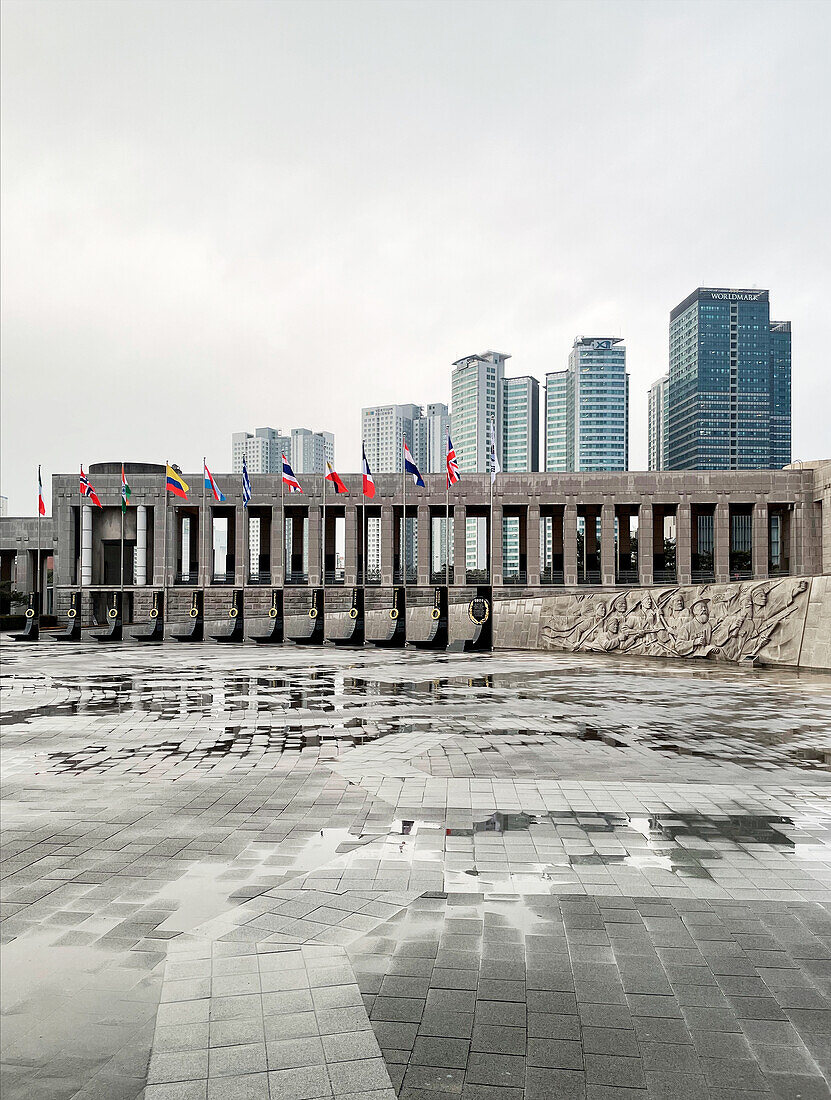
<box><xmin>446</xmin><ymin>435</ymin><xmax>460</xmax><ymax>488</ymax></box>
<box><xmin>38</xmin><ymin>466</ymin><xmax>46</xmax><ymax>516</ymax></box>
<box><xmin>282</xmin><ymin>454</ymin><xmax>302</xmax><ymax>493</ymax></box>
<box><xmin>204</xmin><ymin>462</ymin><xmax>226</xmax><ymax>502</ymax></box>
<box><xmin>362</xmin><ymin>444</ymin><xmax>375</xmax><ymax>498</ymax></box>
<box><xmin>242</xmin><ymin>455</ymin><xmax>252</xmax><ymax>507</ymax></box>
<box><xmin>403</xmin><ymin>441</ymin><xmax>424</xmax><ymax>487</ymax></box>
<box><xmin>80</xmin><ymin>466</ymin><xmax>102</xmax><ymax>507</ymax></box>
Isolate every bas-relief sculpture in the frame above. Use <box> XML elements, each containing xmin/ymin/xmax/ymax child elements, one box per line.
<box><xmin>540</xmin><ymin>578</ymin><xmax>810</xmax><ymax>664</ymax></box>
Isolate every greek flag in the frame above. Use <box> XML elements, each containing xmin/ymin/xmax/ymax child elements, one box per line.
<box><xmin>242</xmin><ymin>455</ymin><xmax>252</xmax><ymax>507</ymax></box>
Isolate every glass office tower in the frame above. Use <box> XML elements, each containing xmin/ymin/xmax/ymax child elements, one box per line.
<box><xmin>665</xmin><ymin>288</ymin><xmax>791</xmax><ymax>470</ymax></box>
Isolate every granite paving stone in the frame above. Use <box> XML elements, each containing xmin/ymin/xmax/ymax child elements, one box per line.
<box><xmin>2</xmin><ymin>644</ymin><xmax>830</xmax><ymax>1100</ymax></box>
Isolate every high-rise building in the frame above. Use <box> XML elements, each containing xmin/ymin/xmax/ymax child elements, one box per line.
<box><xmin>451</xmin><ymin>351</ymin><xmax>509</xmax><ymax>473</ymax></box>
<box><xmin>544</xmin><ymin>372</ymin><xmax>569</xmax><ymax>472</ymax></box>
<box><xmin>232</xmin><ymin>427</ymin><xmax>334</xmax><ymax>476</ymax></box>
<box><xmin>0</xmin><ymin>495</ymin><xmax>7</xmax><ymax>518</ymax></box>
<box><xmin>232</xmin><ymin>427</ymin><xmax>291</xmax><ymax>474</ymax></box>
<box><xmin>648</xmin><ymin>374</ymin><xmax>669</xmax><ymax>471</ymax></box>
<box><xmin>413</xmin><ymin>403</ymin><xmax>450</xmax><ymax>474</ymax></box>
<box><xmin>503</xmin><ymin>376</ymin><xmax>539</xmax><ymax>472</ymax></box>
<box><xmin>361</xmin><ymin>404</ymin><xmax>422</xmax><ymax>473</ymax></box>
<box><xmin>665</xmin><ymin>288</ymin><xmax>791</xmax><ymax>470</ymax></box>
<box><xmin>544</xmin><ymin>337</ymin><xmax>629</xmax><ymax>472</ymax></box>
<box><xmin>291</xmin><ymin>429</ymin><xmax>334</xmax><ymax>474</ymax></box>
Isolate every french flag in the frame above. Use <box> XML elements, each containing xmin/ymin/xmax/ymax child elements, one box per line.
<box><xmin>362</xmin><ymin>444</ymin><xmax>375</xmax><ymax>498</ymax></box>
<box><xmin>204</xmin><ymin>462</ymin><xmax>226</xmax><ymax>502</ymax></box>
<box><xmin>282</xmin><ymin>454</ymin><xmax>302</xmax><ymax>493</ymax></box>
<box><xmin>403</xmin><ymin>441</ymin><xmax>424</xmax><ymax>487</ymax></box>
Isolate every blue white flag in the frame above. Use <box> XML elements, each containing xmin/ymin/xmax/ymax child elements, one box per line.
<box><xmin>403</xmin><ymin>441</ymin><xmax>424</xmax><ymax>487</ymax></box>
<box><xmin>242</xmin><ymin>455</ymin><xmax>252</xmax><ymax>507</ymax></box>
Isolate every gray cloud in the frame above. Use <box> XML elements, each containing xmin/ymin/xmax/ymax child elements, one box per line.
<box><xmin>2</xmin><ymin>0</ymin><xmax>829</xmax><ymax>512</ymax></box>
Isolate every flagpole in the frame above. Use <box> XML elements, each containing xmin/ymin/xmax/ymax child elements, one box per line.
<box><xmin>280</xmin><ymin>455</ymin><xmax>285</xmax><ymax>584</ymax></box>
<box><xmin>162</xmin><ymin>461</ymin><xmax>169</xmax><ymax>617</ymax></box>
<box><xmin>37</xmin><ymin>466</ymin><xmax>42</xmax><ymax>620</ymax></box>
<box><xmin>402</xmin><ymin>447</ymin><xmax>407</xmax><ymax>587</ymax></box>
<box><xmin>322</xmin><ymin>466</ymin><xmax>326</xmax><ymax>586</ymax></box>
<box><xmin>79</xmin><ymin>465</ymin><xmax>84</xmax><ymax>630</ymax></box>
<box><xmin>120</xmin><ymin>464</ymin><xmax>125</xmax><ymax>608</ymax></box>
<box><xmin>489</xmin><ymin>421</ymin><xmax>494</xmax><ymax>585</ymax></box>
<box><xmin>445</xmin><ymin>474</ymin><xmax>449</xmax><ymax>588</ymax></box>
<box><xmin>202</xmin><ymin>456</ymin><xmax>207</xmax><ymax>590</ymax></box>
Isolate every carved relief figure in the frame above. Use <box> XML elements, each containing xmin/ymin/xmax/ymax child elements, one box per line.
<box><xmin>540</xmin><ymin>578</ymin><xmax>809</xmax><ymax>664</ymax></box>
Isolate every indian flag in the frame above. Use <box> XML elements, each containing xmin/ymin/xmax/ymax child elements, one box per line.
<box><xmin>121</xmin><ymin>463</ymin><xmax>131</xmax><ymax>513</ymax></box>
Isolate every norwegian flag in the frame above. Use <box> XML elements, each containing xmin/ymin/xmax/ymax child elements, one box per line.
<box><xmin>281</xmin><ymin>454</ymin><xmax>302</xmax><ymax>493</ymax></box>
<box><xmin>362</xmin><ymin>444</ymin><xmax>375</xmax><ymax>499</ymax></box>
<box><xmin>80</xmin><ymin>466</ymin><xmax>102</xmax><ymax>507</ymax></box>
<box><xmin>446</xmin><ymin>434</ymin><xmax>460</xmax><ymax>488</ymax></box>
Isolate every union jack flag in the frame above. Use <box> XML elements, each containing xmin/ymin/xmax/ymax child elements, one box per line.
<box><xmin>80</xmin><ymin>466</ymin><xmax>102</xmax><ymax>507</ymax></box>
<box><xmin>446</xmin><ymin>434</ymin><xmax>460</xmax><ymax>488</ymax></box>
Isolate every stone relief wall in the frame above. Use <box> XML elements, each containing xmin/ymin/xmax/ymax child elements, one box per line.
<box><xmin>493</xmin><ymin>577</ymin><xmax>829</xmax><ymax>668</ymax></box>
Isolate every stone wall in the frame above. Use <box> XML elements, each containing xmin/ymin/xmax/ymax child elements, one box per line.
<box><xmin>493</xmin><ymin>576</ymin><xmax>831</xmax><ymax>670</ymax></box>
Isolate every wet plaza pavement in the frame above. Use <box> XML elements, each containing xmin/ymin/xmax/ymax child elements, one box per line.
<box><xmin>1</xmin><ymin>644</ymin><xmax>830</xmax><ymax>1100</ymax></box>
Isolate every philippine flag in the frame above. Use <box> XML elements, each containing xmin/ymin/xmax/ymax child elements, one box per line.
<box><xmin>325</xmin><ymin>461</ymin><xmax>348</xmax><ymax>495</ymax></box>
<box><xmin>362</xmin><ymin>444</ymin><xmax>375</xmax><ymax>498</ymax></box>
<box><xmin>403</xmin><ymin>441</ymin><xmax>424</xmax><ymax>487</ymax></box>
<box><xmin>282</xmin><ymin>455</ymin><xmax>302</xmax><ymax>493</ymax></box>
<box><xmin>204</xmin><ymin>462</ymin><xmax>226</xmax><ymax>502</ymax></box>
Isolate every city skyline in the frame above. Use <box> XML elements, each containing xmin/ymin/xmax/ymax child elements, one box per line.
<box><xmin>3</xmin><ymin>1</ymin><xmax>829</xmax><ymax>513</ymax></box>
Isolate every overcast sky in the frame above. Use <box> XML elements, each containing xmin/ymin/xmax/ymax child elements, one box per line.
<box><xmin>2</xmin><ymin>0</ymin><xmax>829</xmax><ymax>514</ymax></box>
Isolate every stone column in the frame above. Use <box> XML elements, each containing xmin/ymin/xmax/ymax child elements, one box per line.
<box><xmin>527</xmin><ymin>503</ymin><xmax>540</xmax><ymax>586</ymax></box>
<box><xmin>601</xmin><ymin>503</ymin><xmax>615</xmax><ymax>586</ymax></box>
<box><xmin>271</xmin><ymin>505</ymin><xmax>284</xmax><ymax>586</ymax></box>
<box><xmin>81</xmin><ymin>504</ymin><xmax>93</xmax><ymax>585</ymax></box>
<box><xmin>791</xmin><ymin>500</ymin><xmax>807</xmax><ymax>577</ymax></box>
<box><xmin>491</xmin><ymin>503</ymin><xmax>503</xmax><ymax>585</ymax></box>
<box><xmin>308</xmin><ymin>505</ymin><xmax>321</xmax><ymax>586</ymax></box>
<box><xmin>233</xmin><ymin>504</ymin><xmax>245</xmax><ymax>586</ymax></box>
<box><xmin>135</xmin><ymin>505</ymin><xmax>147</xmax><ymax>585</ymax></box>
<box><xmin>714</xmin><ymin>498</ymin><xmax>730</xmax><ymax>583</ymax></box>
<box><xmin>564</xmin><ymin>502</ymin><xmax>578</xmax><ymax>586</ymax></box>
<box><xmin>638</xmin><ymin>502</ymin><xmax>653</xmax><ymax>587</ymax></box>
<box><xmin>677</xmin><ymin>499</ymin><xmax>691</xmax><ymax>586</ymax></box>
<box><xmin>344</xmin><ymin>503</ymin><xmax>358</xmax><ymax>585</ymax></box>
<box><xmin>752</xmin><ymin>499</ymin><xmax>768</xmax><ymax>580</ymax></box>
<box><xmin>381</xmin><ymin>505</ymin><xmax>395</xmax><ymax>586</ymax></box>
<box><xmin>453</xmin><ymin>503</ymin><xmax>467</xmax><ymax>586</ymax></box>
<box><xmin>417</xmin><ymin>505</ymin><xmax>430</xmax><ymax>585</ymax></box>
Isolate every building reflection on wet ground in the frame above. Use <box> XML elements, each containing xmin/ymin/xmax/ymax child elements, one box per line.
<box><xmin>1</xmin><ymin>644</ymin><xmax>830</xmax><ymax>1099</ymax></box>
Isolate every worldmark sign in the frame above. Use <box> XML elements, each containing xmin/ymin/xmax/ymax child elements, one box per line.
<box><xmin>704</xmin><ymin>290</ymin><xmax>767</xmax><ymax>303</ymax></box>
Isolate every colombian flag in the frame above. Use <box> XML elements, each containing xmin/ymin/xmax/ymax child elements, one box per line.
<box><xmin>166</xmin><ymin>464</ymin><xmax>189</xmax><ymax>499</ymax></box>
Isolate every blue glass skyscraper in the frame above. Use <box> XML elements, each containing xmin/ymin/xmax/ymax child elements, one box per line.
<box><xmin>665</xmin><ymin>288</ymin><xmax>791</xmax><ymax>470</ymax></box>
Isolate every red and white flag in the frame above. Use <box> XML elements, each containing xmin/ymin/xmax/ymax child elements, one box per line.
<box><xmin>362</xmin><ymin>444</ymin><xmax>375</xmax><ymax>499</ymax></box>
<box><xmin>325</xmin><ymin>461</ymin><xmax>348</xmax><ymax>495</ymax></box>
<box><xmin>38</xmin><ymin>466</ymin><xmax>46</xmax><ymax>516</ymax></box>
<box><xmin>446</xmin><ymin>434</ymin><xmax>460</xmax><ymax>488</ymax></box>
<box><xmin>80</xmin><ymin>466</ymin><xmax>102</xmax><ymax>507</ymax></box>
<box><xmin>281</xmin><ymin>454</ymin><xmax>302</xmax><ymax>493</ymax></box>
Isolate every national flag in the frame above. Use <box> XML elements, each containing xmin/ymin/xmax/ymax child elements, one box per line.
<box><xmin>38</xmin><ymin>466</ymin><xmax>46</xmax><ymax>516</ymax></box>
<box><xmin>166</xmin><ymin>464</ymin><xmax>189</xmax><ymax>499</ymax></box>
<box><xmin>489</xmin><ymin>421</ymin><xmax>501</xmax><ymax>485</ymax></box>
<box><xmin>362</xmin><ymin>444</ymin><xmax>375</xmax><ymax>499</ymax></box>
<box><xmin>403</xmin><ymin>441</ymin><xmax>425</xmax><ymax>487</ymax></box>
<box><xmin>325</xmin><ymin>461</ymin><xmax>348</xmax><ymax>495</ymax></box>
<box><xmin>446</xmin><ymin>435</ymin><xmax>460</xmax><ymax>489</ymax></box>
<box><xmin>80</xmin><ymin>466</ymin><xmax>102</xmax><ymax>508</ymax></box>
<box><xmin>242</xmin><ymin>455</ymin><xmax>252</xmax><ymax>507</ymax></box>
<box><xmin>204</xmin><ymin>462</ymin><xmax>226</xmax><ymax>502</ymax></box>
<box><xmin>121</xmin><ymin>463</ymin><xmax>131</xmax><ymax>514</ymax></box>
<box><xmin>282</xmin><ymin>454</ymin><xmax>302</xmax><ymax>493</ymax></box>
